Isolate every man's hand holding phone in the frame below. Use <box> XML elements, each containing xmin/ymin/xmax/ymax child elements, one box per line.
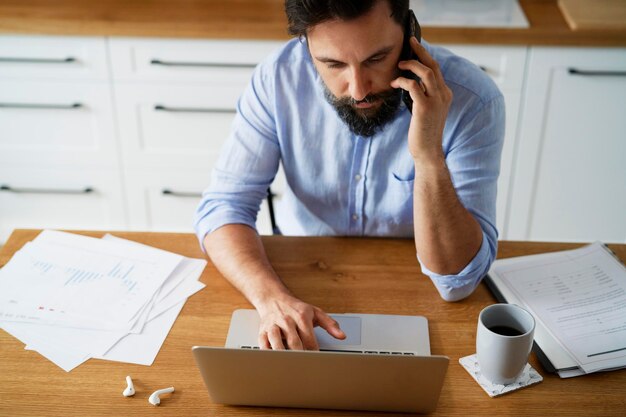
<box><xmin>391</xmin><ymin>37</ymin><xmax>453</xmax><ymax>166</ymax></box>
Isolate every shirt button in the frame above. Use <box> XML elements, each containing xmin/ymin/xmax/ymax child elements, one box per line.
<box><xmin>354</xmin><ymin>174</ymin><xmax>362</xmax><ymax>181</ymax></box>
<box><xmin>352</xmin><ymin>214</ymin><xmax>359</xmax><ymax>220</ymax></box>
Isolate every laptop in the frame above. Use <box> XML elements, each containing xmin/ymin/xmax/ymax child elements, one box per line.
<box><xmin>192</xmin><ymin>309</ymin><xmax>449</xmax><ymax>413</ymax></box>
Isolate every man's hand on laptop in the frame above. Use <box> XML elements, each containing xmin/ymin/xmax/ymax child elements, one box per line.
<box><xmin>256</xmin><ymin>294</ymin><xmax>346</xmax><ymax>350</ymax></box>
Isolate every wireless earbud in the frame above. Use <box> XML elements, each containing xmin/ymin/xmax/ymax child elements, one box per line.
<box><xmin>148</xmin><ymin>387</ymin><xmax>175</xmax><ymax>406</ymax></box>
<box><xmin>122</xmin><ymin>376</ymin><xmax>135</xmax><ymax>397</ymax></box>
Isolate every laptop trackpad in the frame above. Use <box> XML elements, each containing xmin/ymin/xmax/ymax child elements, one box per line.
<box><xmin>315</xmin><ymin>316</ymin><xmax>361</xmax><ymax>347</ymax></box>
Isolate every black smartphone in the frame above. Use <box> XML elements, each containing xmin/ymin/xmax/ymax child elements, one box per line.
<box><xmin>400</xmin><ymin>9</ymin><xmax>422</xmax><ymax>113</ymax></box>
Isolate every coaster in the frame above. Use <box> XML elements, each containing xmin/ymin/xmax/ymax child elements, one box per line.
<box><xmin>459</xmin><ymin>354</ymin><xmax>543</xmax><ymax>397</ymax></box>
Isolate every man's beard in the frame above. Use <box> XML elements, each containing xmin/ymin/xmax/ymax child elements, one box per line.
<box><xmin>323</xmin><ymin>85</ymin><xmax>402</xmax><ymax>137</ymax></box>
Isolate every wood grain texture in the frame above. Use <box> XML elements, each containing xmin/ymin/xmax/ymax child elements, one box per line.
<box><xmin>558</xmin><ymin>0</ymin><xmax>626</xmax><ymax>30</ymax></box>
<box><xmin>1</xmin><ymin>229</ymin><xmax>625</xmax><ymax>416</ymax></box>
<box><xmin>0</xmin><ymin>0</ymin><xmax>624</xmax><ymax>46</ymax></box>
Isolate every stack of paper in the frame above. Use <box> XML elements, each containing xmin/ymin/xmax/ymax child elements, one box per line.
<box><xmin>0</xmin><ymin>230</ymin><xmax>206</xmax><ymax>372</ymax></box>
<box><xmin>486</xmin><ymin>242</ymin><xmax>626</xmax><ymax>378</ymax></box>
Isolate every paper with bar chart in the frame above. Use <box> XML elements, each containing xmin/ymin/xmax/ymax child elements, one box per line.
<box><xmin>0</xmin><ymin>230</ymin><xmax>206</xmax><ymax>371</ymax></box>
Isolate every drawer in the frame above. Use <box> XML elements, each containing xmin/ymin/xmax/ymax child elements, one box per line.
<box><xmin>109</xmin><ymin>37</ymin><xmax>283</xmax><ymax>82</ymax></box>
<box><xmin>0</xmin><ymin>80</ymin><xmax>119</xmax><ymax>169</ymax></box>
<box><xmin>0</xmin><ymin>35</ymin><xmax>109</xmax><ymax>80</ymax></box>
<box><xmin>115</xmin><ymin>83</ymin><xmax>243</xmax><ymax>169</ymax></box>
<box><xmin>124</xmin><ymin>169</ymin><xmax>284</xmax><ymax>235</ymax></box>
<box><xmin>442</xmin><ymin>45</ymin><xmax>527</xmax><ymax>90</ymax></box>
<box><xmin>0</xmin><ymin>167</ymin><xmax>127</xmax><ymax>243</ymax></box>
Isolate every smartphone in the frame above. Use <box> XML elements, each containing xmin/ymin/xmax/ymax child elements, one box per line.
<box><xmin>400</xmin><ymin>9</ymin><xmax>422</xmax><ymax>113</ymax></box>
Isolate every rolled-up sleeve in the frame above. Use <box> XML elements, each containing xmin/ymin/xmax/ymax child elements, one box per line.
<box><xmin>419</xmin><ymin>231</ymin><xmax>494</xmax><ymax>301</ymax></box>
<box><xmin>421</xmin><ymin>92</ymin><xmax>505</xmax><ymax>301</ymax></box>
<box><xmin>193</xmin><ymin>61</ymin><xmax>280</xmax><ymax>246</ymax></box>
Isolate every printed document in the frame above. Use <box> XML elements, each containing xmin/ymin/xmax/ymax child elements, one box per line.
<box><xmin>0</xmin><ymin>230</ymin><xmax>206</xmax><ymax>371</ymax></box>
<box><xmin>489</xmin><ymin>242</ymin><xmax>626</xmax><ymax>375</ymax></box>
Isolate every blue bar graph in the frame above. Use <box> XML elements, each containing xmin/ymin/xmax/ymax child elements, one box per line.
<box><xmin>64</xmin><ymin>267</ymin><xmax>103</xmax><ymax>286</ymax></box>
<box><xmin>106</xmin><ymin>262</ymin><xmax>140</xmax><ymax>294</ymax></box>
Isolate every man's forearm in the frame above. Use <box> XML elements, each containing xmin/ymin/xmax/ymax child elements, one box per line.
<box><xmin>202</xmin><ymin>223</ymin><xmax>345</xmax><ymax>350</ymax></box>
<box><xmin>202</xmin><ymin>224</ymin><xmax>291</xmax><ymax>308</ymax></box>
<box><xmin>412</xmin><ymin>157</ymin><xmax>483</xmax><ymax>275</ymax></box>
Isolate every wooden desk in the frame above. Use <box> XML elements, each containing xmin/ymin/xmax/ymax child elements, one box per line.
<box><xmin>1</xmin><ymin>230</ymin><xmax>625</xmax><ymax>416</ymax></box>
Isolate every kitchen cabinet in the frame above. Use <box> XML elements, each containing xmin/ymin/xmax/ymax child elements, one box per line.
<box><xmin>442</xmin><ymin>45</ymin><xmax>527</xmax><ymax>239</ymax></box>
<box><xmin>1</xmin><ymin>33</ymin><xmax>624</xmax><ymax>244</ymax></box>
<box><xmin>0</xmin><ymin>167</ymin><xmax>126</xmax><ymax>240</ymax></box>
<box><xmin>508</xmin><ymin>47</ymin><xmax>626</xmax><ymax>242</ymax></box>
<box><xmin>109</xmin><ymin>38</ymin><xmax>285</xmax><ymax>235</ymax></box>
<box><xmin>0</xmin><ymin>35</ymin><xmax>124</xmax><ymax>242</ymax></box>
<box><xmin>0</xmin><ymin>80</ymin><xmax>119</xmax><ymax>169</ymax></box>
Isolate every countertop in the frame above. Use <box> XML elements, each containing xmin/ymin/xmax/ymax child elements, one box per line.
<box><xmin>0</xmin><ymin>0</ymin><xmax>625</xmax><ymax>46</ymax></box>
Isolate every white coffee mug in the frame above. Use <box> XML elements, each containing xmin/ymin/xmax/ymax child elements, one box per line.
<box><xmin>476</xmin><ymin>303</ymin><xmax>536</xmax><ymax>385</ymax></box>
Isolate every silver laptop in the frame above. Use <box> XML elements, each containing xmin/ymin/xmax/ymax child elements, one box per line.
<box><xmin>225</xmin><ymin>308</ymin><xmax>432</xmax><ymax>354</ymax></box>
<box><xmin>192</xmin><ymin>309</ymin><xmax>449</xmax><ymax>413</ymax></box>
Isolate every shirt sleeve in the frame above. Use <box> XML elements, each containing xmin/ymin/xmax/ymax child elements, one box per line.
<box><xmin>421</xmin><ymin>93</ymin><xmax>505</xmax><ymax>302</ymax></box>
<box><xmin>193</xmin><ymin>61</ymin><xmax>280</xmax><ymax>247</ymax></box>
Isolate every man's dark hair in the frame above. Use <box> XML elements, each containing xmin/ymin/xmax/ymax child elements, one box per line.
<box><xmin>285</xmin><ymin>0</ymin><xmax>409</xmax><ymax>37</ymax></box>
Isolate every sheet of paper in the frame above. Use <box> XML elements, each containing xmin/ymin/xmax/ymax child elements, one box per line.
<box><xmin>0</xmin><ymin>231</ymin><xmax>206</xmax><ymax>371</ymax></box>
<box><xmin>94</xmin><ymin>301</ymin><xmax>186</xmax><ymax>366</ymax></box>
<box><xmin>495</xmin><ymin>242</ymin><xmax>626</xmax><ymax>373</ymax></box>
<box><xmin>0</xmin><ymin>231</ymin><xmax>183</xmax><ymax>331</ymax></box>
<box><xmin>1</xmin><ymin>322</ymin><xmax>95</xmax><ymax>372</ymax></box>
<box><xmin>10</xmin><ymin>272</ymin><xmax>203</xmax><ymax>371</ymax></box>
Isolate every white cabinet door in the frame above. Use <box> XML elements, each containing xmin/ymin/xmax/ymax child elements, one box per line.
<box><xmin>0</xmin><ymin>80</ymin><xmax>119</xmax><ymax>169</ymax></box>
<box><xmin>509</xmin><ymin>47</ymin><xmax>626</xmax><ymax>243</ymax></box>
<box><xmin>442</xmin><ymin>45</ymin><xmax>527</xmax><ymax>238</ymax></box>
<box><xmin>0</xmin><ymin>167</ymin><xmax>127</xmax><ymax>243</ymax></box>
<box><xmin>0</xmin><ymin>35</ymin><xmax>109</xmax><ymax>80</ymax></box>
<box><xmin>114</xmin><ymin>83</ymin><xmax>242</xmax><ymax>170</ymax></box>
<box><xmin>124</xmin><ymin>169</ymin><xmax>281</xmax><ymax>235</ymax></box>
<box><xmin>109</xmin><ymin>38</ymin><xmax>282</xmax><ymax>83</ymax></box>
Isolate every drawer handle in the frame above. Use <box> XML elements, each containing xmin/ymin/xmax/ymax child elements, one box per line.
<box><xmin>568</xmin><ymin>68</ymin><xmax>626</xmax><ymax>77</ymax></box>
<box><xmin>0</xmin><ymin>185</ymin><xmax>94</xmax><ymax>195</ymax></box>
<box><xmin>154</xmin><ymin>104</ymin><xmax>235</xmax><ymax>114</ymax></box>
<box><xmin>150</xmin><ymin>59</ymin><xmax>257</xmax><ymax>69</ymax></box>
<box><xmin>0</xmin><ymin>102</ymin><xmax>83</xmax><ymax>110</ymax></box>
<box><xmin>0</xmin><ymin>57</ymin><xmax>76</xmax><ymax>64</ymax></box>
<box><xmin>161</xmin><ymin>189</ymin><xmax>202</xmax><ymax>198</ymax></box>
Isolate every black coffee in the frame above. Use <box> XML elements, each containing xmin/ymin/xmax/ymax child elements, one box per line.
<box><xmin>488</xmin><ymin>325</ymin><xmax>524</xmax><ymax>336</ymax></box>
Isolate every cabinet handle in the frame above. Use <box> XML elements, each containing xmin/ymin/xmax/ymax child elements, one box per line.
<box><xmin>161</xmin><ymin>189</ymin><xmax>202</xmax><ymax>198</ymax></box>
<box><xmin>150</xmin><ymin>59</ymin><xmax>257</xmax><ymax>69</ymax></box>
<box><xmin>0</xmin><ymin>57</ymin><xmax>76</xmax><ymax>64</ymax></box>
<box><xmin>0</xmin><ymin>102</ymin><xmax>83</xmax><ymax>110</ymax></box>
<box><xmin>0</xmin><ymin>185</ymin><xmax>94</xmax><ymax>195</ymax></box>
<box><xmin>568</xmin><ymin>68</ymin><xmax>626</xmax><ymax>77</ymax></box>
<box><xmin>154</xmin><ymin>104</ymin><xmax>235</xmax><ymax>114</ymax></box>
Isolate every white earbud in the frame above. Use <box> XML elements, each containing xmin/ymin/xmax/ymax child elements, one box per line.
<box><xmin>122</xmin><ymin>376</ymin><xmax>135</xmax><ymax>397</ymax></box>
<box><xmin>148</xmin><ymin>387</ymin><xmax>175</xmax><ymax>406</ymax></box>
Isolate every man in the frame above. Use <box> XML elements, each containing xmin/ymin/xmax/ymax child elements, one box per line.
<box><xmin>194</xmin><ymin>0</ymin><xmax>504</xmax><ymax>351</ymax></box>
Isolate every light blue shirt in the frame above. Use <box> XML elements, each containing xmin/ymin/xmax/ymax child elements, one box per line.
<box><xmin>194</xmin><ymin>38</ymin><xmax>505</xmax><ymax>302</ymax></box>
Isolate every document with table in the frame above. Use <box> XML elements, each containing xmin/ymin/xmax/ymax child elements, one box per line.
<box><xmin>485</xmin><ymin>242</ymin><xmax>626</xmax><ymax>377</ymax></box>
<box><xmin>0</xmin><ymin>230</ymin><xmax>206</xmax><ymax>371</ymax></box>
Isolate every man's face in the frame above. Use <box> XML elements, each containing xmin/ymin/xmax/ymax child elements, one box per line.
<box><xmin>307</xmin><ymin>0</ymin><xmax>405</xmax><ymax>137</ymax></box>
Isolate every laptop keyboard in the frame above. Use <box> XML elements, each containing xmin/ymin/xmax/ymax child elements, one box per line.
<box><xmin>240</xmin><ymin>346</ymin><xmax>415</xmax><ymax>355</ymax></box>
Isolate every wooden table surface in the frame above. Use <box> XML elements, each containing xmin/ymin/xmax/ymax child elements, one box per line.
<box><xmin>1</xmin><ymin>229</ymin><xmax>625</xmax><ymax>416</ymax></box>
<box><xmin>0</xmin><ymin>0</ymin><xmax>624</xmax><ymax>46</ymax></box>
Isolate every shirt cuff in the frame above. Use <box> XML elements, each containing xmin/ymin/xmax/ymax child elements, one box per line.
<box><xmin>418</xmin><ymin>232</ymin><xmax>493</xmax><ymax>302</ymax></box>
